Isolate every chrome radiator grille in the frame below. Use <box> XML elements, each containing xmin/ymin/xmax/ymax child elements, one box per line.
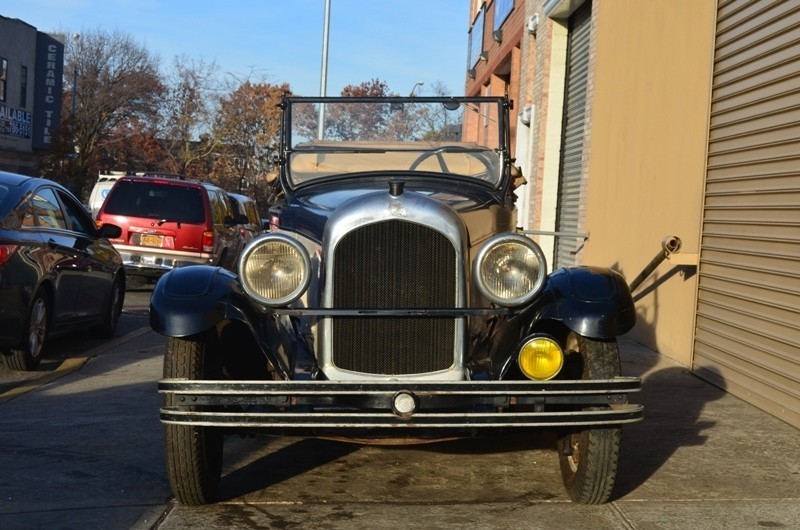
<box><xmin>332</xmin><ymin>220</ymin><xmax>457</xmax><ymax>375</ymax></box>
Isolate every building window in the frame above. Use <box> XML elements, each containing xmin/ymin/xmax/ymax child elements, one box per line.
<box><xmin>494</xmin><ymin>0</ymin><xmax>514</xmax><ymax>30</ymax></box>
<box><xmin>20</xmin><ymin>65</ymin><xmax>28</xmax><ymax>108</ymax></box>
<box><xmin>0</xmin><ymin>58</ymin><xmax>7</xmax><ymax>102</ymax></box>
<box><xmin>468</xmin><ymin>5</ymin><xmax>485</xmax><ymax>69</ymax></box>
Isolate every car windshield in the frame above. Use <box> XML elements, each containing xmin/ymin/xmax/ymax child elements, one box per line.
<box><xmin>286</xmin><ymin>97</ymin><xmax>506</xmax><ymax>188</ymax></box>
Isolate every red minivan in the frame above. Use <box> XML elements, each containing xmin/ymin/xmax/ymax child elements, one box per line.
<box><xmin>96</xmin><ymin>174</ymin><xmax>239</xmax><ymax>284</ymax></box>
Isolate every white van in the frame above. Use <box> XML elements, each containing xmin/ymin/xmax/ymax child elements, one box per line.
<box><xmin>87</xmin><ymin>172</ymin><xmax>128</xmax><ymax>218</ymax></box>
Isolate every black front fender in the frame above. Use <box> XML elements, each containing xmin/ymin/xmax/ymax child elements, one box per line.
<box><xmin>150</xmin><ymin>265</ymin><xmax>294</xmax><ymax>378</ymax></box>
<box><xmin>531</xmin><ymin>266</ymin><xmax>636</xmax><ymax>339</ymax></box>
<box><xmin>149</xmin><ymin>265</ymin><xmax>244</xmax><ymax>337</ymax></box>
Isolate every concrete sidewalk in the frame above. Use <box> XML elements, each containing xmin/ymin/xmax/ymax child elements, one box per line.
<box><xmin>0</xmin><ymin>331</ymin><xmax>798</xmax><ymax>529</ymax></box>
<box><xmin>600</xmin><ymin>340</ymin><xmax>800</xmax><ymax>529</ymax></box>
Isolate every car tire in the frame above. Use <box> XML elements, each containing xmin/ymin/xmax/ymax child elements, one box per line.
<box><xmin>4</xmin><ymin>289</ymin><xmax>49</xmax><ymax>371</ymax></box>
<box><xmin>93</xmin><ymin>276</ymin><xmax>125</xmax><ymax>339</ymax></box>
<box><xmin>164</xmin><ymin>334</ymin><xmax>224</xmax><ymax>505</ymax></box>
<box><xmin>558</xmin><ymin>333</ymin><xmax>622</xmax><ymax>505</ymax></box>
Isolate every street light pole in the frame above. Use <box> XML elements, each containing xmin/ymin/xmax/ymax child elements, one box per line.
<box><xmin>409</xmin><ymin>81</ymin><xmax>424</xmax><ymax>97</ymax></box>
<box><xmin>317</xmin><ymin>0</ymin><xmax>331</xmax><ymax>140</ymax></box>
<box><xmin>69</xmin><ymin>33</ymin><xmax>80</xmax><ymax>191</ymax></box>
<box><xmin>70</xmin><ymin>33</ymin><xmax>80</xmax><ymax>115</ymax></box>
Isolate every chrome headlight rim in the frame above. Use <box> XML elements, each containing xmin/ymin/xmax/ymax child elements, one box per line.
<box><xmin>238</xmin><ymin>233</ymin><xmax>312</xmax><ymax>307</ymax></box>
<box><xmin>473</xmin><ymin>233</ymin><xmax>548</xmax><ymax>307</ymax></box>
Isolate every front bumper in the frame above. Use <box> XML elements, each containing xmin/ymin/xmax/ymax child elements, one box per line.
<box><xmin>159</xmin><ymin>378</ymin><xmax>643</xmax><ymax>430</ymax></box>
<box><xmin>115</xmin><ymin>245</ymin><xmax>214</xmax><ymax>277</ymax></box>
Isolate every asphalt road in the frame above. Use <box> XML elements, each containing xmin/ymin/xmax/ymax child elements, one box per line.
<box><xmin>0</xmin><ymin>284</ymin><xmax>153</xmax><ymax>396</ymax></box>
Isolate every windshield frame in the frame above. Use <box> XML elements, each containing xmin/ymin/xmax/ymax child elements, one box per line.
<box><xmin>279</xmin><ymin>96</ymin><xmax>511</xmax><ymax>194</ymax></box>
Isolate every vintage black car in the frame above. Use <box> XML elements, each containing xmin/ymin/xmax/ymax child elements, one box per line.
<box><xmin>151</xmin><ymin>96</ymin><xmax>643</xmax><ymax>506</ymax></box>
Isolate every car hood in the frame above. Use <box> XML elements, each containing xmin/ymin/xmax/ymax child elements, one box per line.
<box><xmin>277</xmin><ymin>181</ymin><xmax>512</xmax><ymax>246</ymax></box>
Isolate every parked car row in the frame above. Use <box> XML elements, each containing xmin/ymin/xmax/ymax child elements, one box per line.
<box><xmin>0</xmin><ymin>170</ymin><xmax>262</xmax><ymax>372</ymax></box>
<box><xmin>92</xmin><ymin>173</ymin><xmax>263</xmax><ymax>286</ymax></box>
<box><xmin>86</xmin><ymin>171</ymin><xmax>126</xmax><ymax>219</ymax></box>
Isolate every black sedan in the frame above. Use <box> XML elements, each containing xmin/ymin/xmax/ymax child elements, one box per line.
<box><xmin>0</xmin><ymin>171</ymin><xmax>125</xmax><ymax>371</ymax></box>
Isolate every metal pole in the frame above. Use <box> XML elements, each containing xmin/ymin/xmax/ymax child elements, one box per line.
<box><xmin>71</xmin><ymin>68</ymin><xmax>77</xmax><ymax>115</ymax></box>
<box><xmin>70</xmin><ymin>33</ymin><xmax>80</xmax><ymax>116</ymax></box>
<box><xmin>69</xmin><ymin>33</ymin><xmax>80</xmax><ymax>191</ymax></box>
<box><xmin>317</xmin><ymin>0</ymin><xmax>331</xmax><ymax>140</ymax></box>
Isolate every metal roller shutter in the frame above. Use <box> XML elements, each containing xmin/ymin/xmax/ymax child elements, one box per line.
<box><xmin>554</xmin><ymin>1</ymin><xmax>591</xmax><ymax>268</ymax></box>
<box><xmin>695</xmin><ymin>0</ymin><xmax>800</xmax><ymax>428</ymax></box>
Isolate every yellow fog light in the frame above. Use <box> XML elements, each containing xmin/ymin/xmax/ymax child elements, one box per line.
<box><xmin>518</xmin><ymin>336</ymin><xmax>564</xmax><ymax>381</ymax></box>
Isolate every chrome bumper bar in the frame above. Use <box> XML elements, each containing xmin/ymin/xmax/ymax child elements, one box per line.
<box><xmin>159</xmin><ymin>378</ymin><xmax>643</xmax><ymax>429</ymax></box>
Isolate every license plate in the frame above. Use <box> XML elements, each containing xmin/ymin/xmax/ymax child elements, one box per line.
<box><xmin>140</xmin><ymin>234</ymin><xmax>164</xmax><ymax>247</ymax></box>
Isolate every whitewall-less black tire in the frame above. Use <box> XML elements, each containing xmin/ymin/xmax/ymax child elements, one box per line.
<box><xmin>163</xmin><ymin>334</ymin><xmax>224</xmax><ymax>505</ymax></box>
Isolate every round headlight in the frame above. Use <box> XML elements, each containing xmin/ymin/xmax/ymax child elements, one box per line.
<box><xmin>518</xmin><ymin>336</ymin><xmax>564</xmax><ymax>381</ymax></box>
<box><xmin>474</xmin><ymin>234</ymin><xmax>547</xmax><ymax>307</ymax></box>
<box><xmin>238</xmin><ymin>234</ymin><xmax>311</xmax><ymax>306</ymax></box>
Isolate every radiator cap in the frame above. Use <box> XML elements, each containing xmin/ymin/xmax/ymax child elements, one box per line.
<box><xmin>389</xmin><ymin>181</ymin><xmax>405</xmax><ymax>197</ymax></box>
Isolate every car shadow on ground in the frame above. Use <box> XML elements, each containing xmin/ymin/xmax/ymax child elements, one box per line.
<box><xmin>610</xmin><ymin>261</ymin><xmax>725</xmax><ymax>500</ymax></box>
<box><xmin>613</xmin><ymin>362</ymin><xmax>725</xmax><ymax>499</ymax></box>
<box><xmin>215</xmin><ymin>432</ymin><xmax>565</xmax><ymax>504</ymax></box>
<box><xmin>218</xmin><ymin>437</ymin><xmax>362</xmax><ymax>500</ymax></box>
<box><xmin>208</xmin><ymin>333</ymin><xmax>726</xmax><ymax>504</ymax></box>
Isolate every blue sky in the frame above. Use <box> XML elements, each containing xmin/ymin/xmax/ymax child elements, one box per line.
<box><xmin>4</xmin><ymin>0</ymin><xmax>470</xmax><ymax>97</ymax></box>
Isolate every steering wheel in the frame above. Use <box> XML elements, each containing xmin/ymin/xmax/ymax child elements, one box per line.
<box><xmin>408</xmin><ymin>146</ymin><xmax>495</xmax><ymax>178</ymax></box>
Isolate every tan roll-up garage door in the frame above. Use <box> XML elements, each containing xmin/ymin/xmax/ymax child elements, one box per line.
<box><xmin>554</xmin><ymin>1</ymin><xmax>592</xmax><ymax>269</ymax></box>
<box><xmin>695</xmin><ymin>0</ymin><xmax>800</xmax><ymax>428</ymax></box>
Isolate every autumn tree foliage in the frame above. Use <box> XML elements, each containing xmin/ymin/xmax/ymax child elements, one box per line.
<box><xmin>95</xmin><ymin>118</ymin><xmax>166</xmax><ymax>172</ymax></box>
<box><xmin>211</xmin><ymin>81</ymin><xmax>289</xmax><ymax>203</ymax></box>
<box><xmin>292</xmin><ymin>78</ymin><xmax>393</xmax><ymax>142</ymax></box>
<box><xmin>294</xmin><ymin>78</ymin><xmax>456</xmax><ymax>144</ymax></box>
<box><xmin>339</xmin><ymin>78</ymin><xmax>393</xmax><ymax>98</ymax></box>
<box><xmin>327</xmin><ymin>78</ymin><xmax>395</xmax><ymax>141</ymax></box>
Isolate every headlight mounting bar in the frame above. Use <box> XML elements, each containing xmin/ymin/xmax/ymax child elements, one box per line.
<box><xmin>263</xmin><ymin>307</ymin><xmax>511</xmax><ymax>317</ymax></box>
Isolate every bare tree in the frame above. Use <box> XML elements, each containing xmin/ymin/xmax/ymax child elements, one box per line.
<box><xmin>429</xmin><ymin>80</ymin><xmax>451</xmax><ymax>97</ymax></box>
<box><xmin>59</xmin><ymin>30</ymin><xmax>163</xmax><ymax>197</ymax></box>
<box><xmin>417</xmin><ymin>81</ymin><xmax>463</xmax><ymax>141</ymax></box>
<box><xmin>159</xmin><ymin>55</ymin><xmax>219</xmax><ymax>175</ymax></box>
